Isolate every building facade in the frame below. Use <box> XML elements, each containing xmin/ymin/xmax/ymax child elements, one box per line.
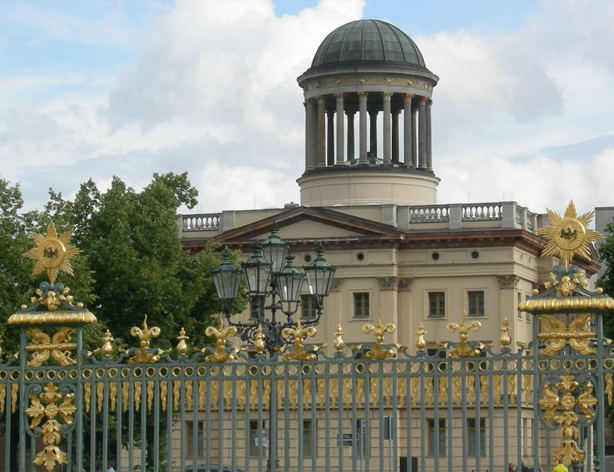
<box><xmin>179</xmin><ymin>19</ymin><xmax>599</xmax><ymax>353</ymax></box>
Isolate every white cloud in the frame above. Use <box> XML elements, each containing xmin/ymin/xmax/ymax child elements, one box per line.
<box><xmin>2</xmin><ymin>0</ymin><xmax>614</xmax><ymax>218</ymax></box>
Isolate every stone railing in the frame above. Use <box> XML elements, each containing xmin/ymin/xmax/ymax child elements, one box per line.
<box><xmin>182</xmin><ymin>213</ymin><xmax>222</xmax><ymax>232</ymax></box>
<box><xmin>405</xmin><ymin>202</ymin><xmax>539</xmax><ymax>233</ymax></box>
<box><xmin>461</xmin><ymin>202</ymin><xmax>502</xmax><ymax>221</ymax></box>
<box><xmin>408</xmin><ymin>205</ymin><xmax>449</xmax><ymax>223</ymax></box>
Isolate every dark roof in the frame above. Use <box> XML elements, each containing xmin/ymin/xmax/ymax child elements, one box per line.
<box><xmin>310</xmin><ymin>19</ymin><xmax>426</xmax><ymax>71</ymax></box>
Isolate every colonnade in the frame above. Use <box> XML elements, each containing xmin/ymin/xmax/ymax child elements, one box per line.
<box><xmin>304</xmin><ymin>92</ymin><xmax>432</xmax><ymax>171</ymax></box>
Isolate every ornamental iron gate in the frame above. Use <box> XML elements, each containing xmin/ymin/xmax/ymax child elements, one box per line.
<box><xmin>1</xmin><ymin>204</ymin><xmax>614</xmax><ymax>472</ymax></box>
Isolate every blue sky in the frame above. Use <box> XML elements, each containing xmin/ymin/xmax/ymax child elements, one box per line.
<box><xmin>1</xmin><ymin>0</ymin><xmax>613</xmax><ymax>214</ymax></box>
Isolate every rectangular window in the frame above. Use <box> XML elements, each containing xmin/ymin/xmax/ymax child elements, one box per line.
<box><xmin>302</xmin><ymin>419</ymin><xmax>316</xmax><ymax>457</ymax></box>
<box><xmin>467</xmin><ymin>290</ymin><xmax>485</xmax><ymax>317</ymax></box>
<box><xmin>249</xmin><ymin>419</ymin><xmax>267</xmax><ymax>456</ymax></box>
<box><xmin>517</xmin><ymin>292</ymin><xmax>523</xmax><ymax>319</ymax></box>
<box><xmin>428</xmin><ymin>292</ymin><xmax>445</xmax><ymax>318</ymax></box>
<box><xmin>353</xmin><ymin>292</ymin><xmax>370</xmax><ymax>318</ymax></box>
<box><xmin>250</xmin><ymin>295</ymin><xmax>265</xmax><ymax>319</ymax></box>
<box><xmin>467</xmin><ymin>418</ymin><xmax>486</xmax><ymax>456</ymax></box>
<box><xmin>354</xmin><ymin>419</ymin><xmax>368</xmax><ymax>457</ymax></box>
<box><xmin>301</xmin><ymin>295</ymin><xmax>317</xmax><ymax>320</ymax></box>
<box><xmin>427</xmin><ymin>419</ymin><xmax>446</xmax><ymax>456</ymax></box>
<box><xmin>185</xmin><ymin>420</ymin><xmax>204</xmax><ymax>459</ymax></box>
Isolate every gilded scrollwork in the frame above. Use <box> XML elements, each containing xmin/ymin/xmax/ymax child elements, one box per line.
<box><xmin>538</xmin><ymin>314</ymin><xmax>595</xmax><ymax>356</ymax></box>
<box><xmin>538</xmin><ymin>373</ymin><xmax>597</xmax><ymax>466</ymax></box>
<box><xmin>25</xmin><ymin>383</ymin><xmax>76</xmax><ymax>471</ymax></box>
<box><xmin>26</xmin><ymin>328</ymin><xmax>76</xmax><ymax>367</ymax></box>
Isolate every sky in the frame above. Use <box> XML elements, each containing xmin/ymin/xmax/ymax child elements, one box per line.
<box><xmin>1</xmin><ymin>0</ymin><xmax>614</xmax><ymax>217</ymax></box>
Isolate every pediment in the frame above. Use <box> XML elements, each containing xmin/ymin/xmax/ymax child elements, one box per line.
<box><xmin>215</xmin><ymin>206</ymin><xmax>404</xmax><ymax>244</ymax></box>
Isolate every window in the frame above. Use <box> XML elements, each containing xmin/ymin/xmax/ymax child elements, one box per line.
<box><xmin>427</xmin><ymin>419</ymin><xmax>446</xmax><ymax>456</ymax></box>
<box><xmin>250</xmin><ymin>296</ymin><xmax>265</xmax><ymax>319</ymax></box>
<box><xmin>354</xmin><ymin>419</ymin><xmax>368</xmax><ymax>457</ymax></box>
<box><xmin>467</xmin><ymin>418</ymin><xmax>486</xmax><ymax>456</ymax></box>
<box><xmin>185</xmin><ymin>420</ymin><xmax>204</xmax><ymax>459</ymax></box>
<box><xmin>302</xmin><ymin>419</ymin><xmax>316</xmax><ymax>457</ymax></box>
<box><xmin>249</xmin><ymin>419</ymin><xmax>267</xmax><ymax>456</ymax></box>
<box><xmin>301</xmin><ymin>295</ymin><xmax>317</xmax><ymax>320</ymax></box>
<box><xmin>428</xmin><ymin>292</ymin><xmax>445</xmax><ymax>318</ymax></box>
<box><xmin>467</xmin><ymin>291</ymin><xmax>484</xmax><ymax>317</ymax></box>
<box><xmin>353</xmin><ymin>293</ymin><xmax>370</xmax><ymax>318</ymax></box>
<box><xmin>517</xmin><ymin>292</ymin><xmax>523</xmax><ymax>319</ymax></box>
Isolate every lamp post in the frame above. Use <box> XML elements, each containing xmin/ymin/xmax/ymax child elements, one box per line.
<box><xmin>211</xmin><ymin>229</ymin><xmax>336</xmax><ymax>471</ymax></box>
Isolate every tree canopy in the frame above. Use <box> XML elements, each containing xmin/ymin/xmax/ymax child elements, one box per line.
<box><xmin>0</xmin><ymin>172</ymin><xmax>243</xmax><ymax>354</ymax></box>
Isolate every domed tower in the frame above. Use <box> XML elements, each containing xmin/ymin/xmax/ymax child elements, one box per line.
<box><xmin>297</xmin><ymin>19</ymin><xmax>439</xmax><ymax>207</ymax></box>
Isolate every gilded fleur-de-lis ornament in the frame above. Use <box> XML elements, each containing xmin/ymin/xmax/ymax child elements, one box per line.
<box><xmin>127</xmin><ymin>315</ymin><xmax>168</xmax><ymax>363</ymax></box>
<box><xmin>203</xmin><ymin>316</ymin><xmax>239</xmax><ymax>362</ymax></box>
<box><xmin>446</xmin><ymin>312</ymin><xmax>482</xmax><ymax>358</ymax></box>
<box><xmin>363</xmin><ymin>314</ymin><xmax>397</xmax><ymax>360</ymax></box>
<box><xmin>281</xmin><ymin>318</ymin><xmax>319</xmax><ymax>361</ymax></box>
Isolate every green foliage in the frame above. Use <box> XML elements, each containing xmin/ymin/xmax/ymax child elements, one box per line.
<box><xmin>0</xmin><ymin>172</ymin><xmax>243</xmax><ymax>356</ymax></box>
<box><xmin>598</xmin><ymin>222</ymin><xmax>614</xmax><ymax>430</ymax></box>
<box><xmin>598</xmin><ymin>222</ymin><xmax>614</xmax><ymax>339</ymax></box>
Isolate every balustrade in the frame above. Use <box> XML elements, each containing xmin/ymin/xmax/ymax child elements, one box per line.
<box><xmin>182</xmin><ymin>213</ymin><xmax>221</xmax><ymax>232</ymax></box>
<box><xmin>461</xmin><ymin>202</ymin><xmax>503</xmax><ymax>221</ymax></box>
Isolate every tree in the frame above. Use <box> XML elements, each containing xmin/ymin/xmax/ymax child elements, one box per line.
<box><xmin>598</xmin><ymin>222</ymin><xmax>614</xmax><ymax>340</ymax></box>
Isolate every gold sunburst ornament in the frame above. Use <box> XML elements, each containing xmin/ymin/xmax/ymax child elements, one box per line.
<box><xmin>24</xmin><ymin>222</ymin><xmax>81</xmax><ymax>283</ymax></box>
<box><xmin>538</xmin><ymin>201</ymin><xmax>602</xmax><ymax>268</ymax></box>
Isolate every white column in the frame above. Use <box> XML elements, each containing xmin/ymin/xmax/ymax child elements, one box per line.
<box><xmin>418</xmin><ymin>98</ymin><xmax>426</xmax><ymax>169</ymax></box>
<box><xmin>403</xmin><ymin>94</ymin><xmax>413</xmax><ymax>166</ymax></box>
<box><xmin>369</xmin><ymin>109</ymin><xmax>378</xmax><ymax>157</ymax></box>
<box><xmin>426</xmin><ymin>99</ymin><xmax>432</xmax><ymax>170</ymax></box>
<box><xmin>383</xmin><ymin>92</ymin><xmax>392</xmax><ymax>164</ymax></box>
<box><xmin>359</xmin><ymin>92</ymin><xmax>368</xmax><ymax>164</ymax></box>
<box><xmin>392</xmin><ymin>109</ymin><xmax>399</xmax><ymax>163</ymax></box>
<box><xmin>316</xmin><ymin>96</ymin><xmax>325</xmax><ymax>167</ymax></box>
<box><xmin>411</xmin><ymin>103</ymin><xmax>417</xmax><ymax>167</ymax></box>
<box><xmin>346</xmin><ymin>110</ymin><xmax>355</xmax><ymax>161</ymax></box>
<box><xmin>326</xmin><ymin>108</ymin><xmax>335</xmax><ymax>166</ymax></box>
<box><xmin>335</xmin><ymin>93</ymin><xmax>344</xmax><ymax>165</ymax></box>
<box><xmin>305</xmin><ymin>99</ymin><xmax>315</xmax><ymax>170</ymax></box>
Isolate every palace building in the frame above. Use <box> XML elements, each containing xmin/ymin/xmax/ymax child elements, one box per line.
<box><xmin>179</xmin><ymin>18</ymin><xmax>599</xmax><ymax>352</ymax></box>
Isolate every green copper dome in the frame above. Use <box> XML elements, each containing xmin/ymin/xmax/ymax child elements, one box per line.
<box><xmin>310</xmin><ymin>19</ymin><xmax>427</xmax><ymax>71</ymax></box>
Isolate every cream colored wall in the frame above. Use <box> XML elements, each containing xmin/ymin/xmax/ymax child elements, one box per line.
<box><xmin>277</xmin><ymin>220</ymin><xmax>363</xmax><ymax>239</ymax></box>
<box><xmin>299</xmin><ymin>171</ymin><xmax>438</xmax><ymax>207</ymax></box>
<box><xmin>232</xmin><ymin>242</ymin><xmax>541</xmax><ymax>355</ymax></box>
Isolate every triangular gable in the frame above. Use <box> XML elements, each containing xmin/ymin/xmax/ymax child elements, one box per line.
<box><xmin>215</xmin><ymin>206</ymin><xmax>405</xmax><ymax>244</ymax></box>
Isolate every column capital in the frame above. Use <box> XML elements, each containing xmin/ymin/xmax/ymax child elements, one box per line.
<box><xmin>334</xmin><ymin>92</ymin><xmax>344</xmax><ymax>98</ymax></box>
<box><xmin>383</xmin><ymin>91</ymin><xmax>393</xmax><ymax>98</ymax></box>
<box><xmin>357</xmin><ymin>91</ymin><xmax>368</xmax><ymax>98</ymax></box>
<box><xmin>426</xmin><ymin>99</ymin><xmax>432</xmax><ymax>108</ymax></box>
<box><xmin>497</xmin><ymin>275</ymin><xmax>520</xmax><ymax>289</ymax></box>
<box><xmin>378</xmin><ymin>276</ymin><xmax>399</xmax><ymax>291</ymax></box>
<box><xmin>317</xmin><ymin>96</ymin><xmax>325</xmax><ymax>105</ymax></box>
<box><xmin>404</xmin><ymin>93</ymin><xmax>413</xmax><ymax>102</ymax></box>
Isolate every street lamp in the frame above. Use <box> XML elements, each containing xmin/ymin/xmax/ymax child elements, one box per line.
<box><xmin>211</xmin><ymin>229</ymin><xmax>335</xmax><ymax>472</ymax></box>
<box><xmin>211</xmin><ymin>229</ymin><xmax>335</xmax><ymax>355</ymax></box>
